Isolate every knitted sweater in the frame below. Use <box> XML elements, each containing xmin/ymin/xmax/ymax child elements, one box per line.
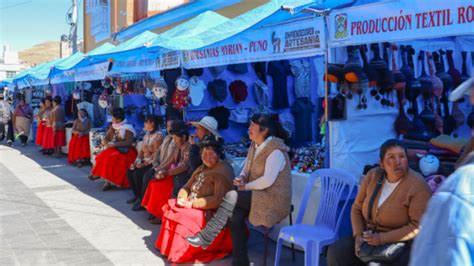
<box><xmin>351</xmin><ymin>167</ymin><xmax>432</xmax><ymax>244</ymax></box>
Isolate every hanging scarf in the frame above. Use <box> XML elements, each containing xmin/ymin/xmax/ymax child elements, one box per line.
<box><xmin>112</xmin><ymin>119</ymin><xmax>136</xmax><ymax>139</ymax></box>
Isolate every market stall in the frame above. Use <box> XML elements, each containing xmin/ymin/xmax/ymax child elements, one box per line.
<box><xmin>326</xmin><ymin>0</ymin><xmax>474</xmax><ymax>179</ymax></box>
<box><xmin>144</xmin><ymin>1</ymin><xmax>331</xmax><ymax>240</ymax></box>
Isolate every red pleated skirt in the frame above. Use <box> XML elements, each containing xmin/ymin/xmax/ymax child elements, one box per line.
<box><xmin>36</xmin><ymin>121</ymin><xmax>45</xmax><ymax>146</ymax></box>
<box><xmin>54</xmin><ymin>129</ymin><xmax>66</xmax><ymax>148</ymax></box>
<box><xmin>68</xmin><ymin>134</ymin><xmax>90</xmax><ymax>163</ymax></box>
<box><xmin>156</xmin><ymin>199</ymin><xmax>233</xmax><ymax>263</ymax></box>
<box><xmin>42</xmin><ymin>126</ymin><xmax>55</xmax><ymax>149</ymax></box>
<box><xmin>91</xmin><ymin>147</ymin><xmax>137</xmax><ymax>187</ymax></box>
<box><xmin>141</xmin><ymin>176</ymin><xmax>174</xmax><ymax>219</ymax></box>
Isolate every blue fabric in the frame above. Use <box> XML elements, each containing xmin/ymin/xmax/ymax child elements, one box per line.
<box><xmin>73</xmin><ymin>42</ymin><xmax>117</xmax><ymax>69</ymax></box>
<box><xmin>410</xmin><ymin>164</ymin><xmax>474</xmax><ymax>266</ymax></box>
<box><xmin>91</xmin><ymin>31</ymin><xmax>157</xmax><ymax>61</ymax></box>
<box><xmin>0</xmin><ymin>79</ymin><xmax>10</xmax><ymax>87</ymax></box>
<box><xmin>147</xmin><ymin>0</ymin><xmax>313</xmax><ymax>51</ymax></box>
<box><xmin>50</xmin><ymin>52</ymin><xmax>85</xmax><ymax>72</ymax></box>
<box><xmin>87</xmin><ymin>42</ymin><xmax>116</xmax><ymax>56</ymax></box>
<box><xmin>148</xmin><ymin>11</ymin><xmax>229</xmax><ymax>48</ymax></box>
<box><xmin>123</xmin><ymin>94</ymin><xmax>147</xmax><ymax>108</ymax></box>
<box><xmin>13</xmin><ymin>59</ymin><xmax>61</xmax><ymax>86</ymax></box>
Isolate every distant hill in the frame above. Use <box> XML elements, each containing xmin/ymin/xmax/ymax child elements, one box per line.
<box><xmin>19</xmin><ymin>41</ymin><xmax>84</xmax><ymax>68</ymax></box>
<box><xmin>19</xmin><ymin>41</ymin><xmax>61</xmax><ymax>68</ymax></box>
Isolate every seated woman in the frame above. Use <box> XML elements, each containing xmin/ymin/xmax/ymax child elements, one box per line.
<box><xmin>155</xmin><ymin>134</ymin><xmax>234</xmax><ymax>263</ymax></box>
<box><xmin>68</xmin><ymin>109</ymin><xmax>92</xmax><ymax>167</ymax></box>
<box><xmin>187</xmin><ymin>113</ymin><xmax>292</xmax><ymax>266</ymax></box>
<box><xmin>141</xmin><ymin>120</ymin><xmax>200</xmax><ymax>224</ymax></box>
<box><xmin>139</xmin><ymin>117</ymin><xmax>178</xmax><ymax>214</ymax></box>
<box><xmin>327</xmin><ymin>139</ymin><xmax>432</xmax><ymax>266</ymax></box>
<box><xmin>89</xmin><ymin>107</ymin><xmax>137</xmax><ymax>191</ymax></box>
<box><xmin>126</xmin><ymin>115</ymin><xmax>163</xmax><ymax>210</ymax></box>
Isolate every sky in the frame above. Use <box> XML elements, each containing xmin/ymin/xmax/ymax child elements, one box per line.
<box><xmin>0</xmin><ymin>0</ymin><xmax>84</xmax><ymax>52</ymax></box>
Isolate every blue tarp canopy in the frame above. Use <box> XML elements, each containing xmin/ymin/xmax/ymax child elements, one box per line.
<box><xmin>148</xmin><ymin>11</ymin><xmax>229</xmax><ymax>49</ymax></box>
<box><xmin>90</xmin><ymin>31</ymin><xmax>157</xmax><ymax>61</ymax></box>
<box><xmin>49</xmin><ymin>52</ymin><xmax>85</xmax><ymax>77</ymax></box>
<box><xmin>26</xmin><ymin>58</ymin><xmax>62</xmax><ymax>81</ymax></box>
<box><xmin>73</xmin><ymin>42</ymin><xmax>116</xmax><ymax>69</ymax></box>
<box><xmin>12</xmin><ymin>58</ymin><xmax>60</xmax><ymax>88</ymax></box>
<box><xmin>0</xmin><ymin>79</ymin><xmax>11</xmax><ymax>87</ymax></box>
<box><xmin>147</xmin><ymin>0</ymin><xmax>313</xmax><ymax>52</ymax></box>
<box><xmin>108</xmin><ymin>11</ymin><xmax>229</xmax><ymax>73</ymax></box>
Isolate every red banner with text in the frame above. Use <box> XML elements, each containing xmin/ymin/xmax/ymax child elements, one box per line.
<box><xmin>329</xmin><ymin>0</ymin><xmax>474</xmax><ymax>47</ymax></box>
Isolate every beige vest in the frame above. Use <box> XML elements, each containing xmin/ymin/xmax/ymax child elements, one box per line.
<box><xmin>245</xmin><ymin>138</ymin><xmax>292</xmax><ymax>227</ymax></box>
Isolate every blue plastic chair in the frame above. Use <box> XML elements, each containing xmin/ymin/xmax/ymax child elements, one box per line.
<box><xmin>274</xmin><ymin>168</ymin><xmax>357</xmax><ymax>266</ymax></box>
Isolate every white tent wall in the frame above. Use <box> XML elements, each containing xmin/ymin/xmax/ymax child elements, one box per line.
<box><xmin>328</xmin><ymin>36</ymin><xmax>474</xmax><ymax>177</ymax></box>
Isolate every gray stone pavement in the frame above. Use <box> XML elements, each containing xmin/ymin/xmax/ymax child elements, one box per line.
<box><xmin>0</xmin><ymin>143</ymin><xmax>308</xmax><ymax>265</ymax></box>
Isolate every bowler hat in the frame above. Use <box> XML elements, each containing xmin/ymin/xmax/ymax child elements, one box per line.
<box><xmin>229</xmin><ymin>80</ymin><xmax>248</xmax><ymax>104</ymax></box>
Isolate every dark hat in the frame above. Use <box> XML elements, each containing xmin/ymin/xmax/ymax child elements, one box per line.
<box><xmin>200</xmin><ymin>134</ymin><xmax>224</xmax><ymax>149</ymax></box>
<box><xmin>208</xmin><ymin>106</ymin><xmax>230</xmax><ymax>130</ymax></box>
<box><xmin>325</xmin><ymin>64</ymin><xmax>343</xmax><ymax>83</ymax></box>
<box><xmin>208</xmin><ymin>79</ymin><xmax>228</xmax><ymax>102</ymax></box>
<box><xmin>168</xmin><ymin>120</ymin><xmax>188</xmax><ymax>136</ymax></box>
<box><xmin>227</xmin><ymin>63</ymin><xmax>248</xmax><ymax>74</ymax></box>
<box><xmin>343</xmin><ymin>46</ymin><xmax>367</xmax><ymax>83</ymax></box>
<box><xmin>229</xmin><ymin>80</ymin><xmax>248</xmax><ymax>104</ymax></box>
<box><xmin>208</xmin><ymin>65</ymin><xmax>226</xmax><ymax>78</ymax></box>
<box><xmin>185</xmin><ymin>68</ymin><xmax>204</xmax><ymax>77</ymax></box>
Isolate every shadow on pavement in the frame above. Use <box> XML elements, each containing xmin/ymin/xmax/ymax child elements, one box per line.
<box><xmin>2</xmin><ymin>143</ymin><xmax>320</xmax><ymax>266</ymax></box>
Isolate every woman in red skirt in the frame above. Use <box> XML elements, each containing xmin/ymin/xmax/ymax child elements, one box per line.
<box><xmin>68</xmin><ymin>109</ymin><xmax>91</xmax><ymax>167</ymax></box>
<box><xmin>41</xmin><ymin>96</ymin><xmax>54</xmax><ymax>155</ymax></box>
<box><xmin>35</xmin><ymin>99</ymin><xmax>47</xmax><ymax>147</ymax></box>
<box><xmin>141</xmin><ymin>120</ymin><xmax>198</xmax><ymax>224</ymax></box>
<box><xmin>51</xmin><ymin>96</ymin><xmax>66</xmax><ymax>158</ymax></box>
<box><xmin>89</xmin><ymin>107</ymin><xmax>137</xmax><ymax>191</ymax></box>
<box><xmin>155</xmin><ymin>135</ymin><xmax>234</xmax><ymax>263</ymax></box>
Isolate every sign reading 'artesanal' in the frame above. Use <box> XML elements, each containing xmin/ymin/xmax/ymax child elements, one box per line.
<box><xmin>329</xmin><ymin>0</ymin><xmax>474</xmax><ymax>47</ymax></box>
<box><xmin>183</xmin><ymin>17</ymin><xmax>325</xmax><ymax>69</ymax></box>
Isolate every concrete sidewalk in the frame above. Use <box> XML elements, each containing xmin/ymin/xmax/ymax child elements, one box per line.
<box><xmin>0</xmin><ymin>143</ymin><xmax>306</xmax><ymax>265</ymax></box>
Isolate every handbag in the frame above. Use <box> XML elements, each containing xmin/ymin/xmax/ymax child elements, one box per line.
<box><xmin>358</xmin><ymin>172</ymin><xmax>407</xmax><ymax>264</ymax></box>
<box><xmin>115</xmin><ymin>146</ymin><xmax>130</xmax><ymax>154</ymax></box>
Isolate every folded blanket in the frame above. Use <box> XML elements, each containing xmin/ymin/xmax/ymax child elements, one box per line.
<box><xmin>430</xmin><ymin>134</ymin><xmax>469</xmax><ymax>154</ymax></box>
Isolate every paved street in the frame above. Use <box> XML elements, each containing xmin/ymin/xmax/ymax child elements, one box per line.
<box><xmin>0</xmin><ymin>143</ymin><xmax>306</xmax><ymax>266</ymax></box>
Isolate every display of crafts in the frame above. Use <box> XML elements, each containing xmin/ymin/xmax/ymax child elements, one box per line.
<box><xmin>90</xmin><ymin>128</ymin><xmax>107</xmax><ymax>157</ymax></box>
<box><xmin>224</xmin><ymin>141</ymin><xmax>250</xmax><ymax>158</ymax></box>
<box><xmin>291</xmin><ymin>144</ymin><xmax>325</xmax><ymax>173</ymax></box>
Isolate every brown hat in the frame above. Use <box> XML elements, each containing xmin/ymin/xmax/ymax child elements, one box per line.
<box><xmin>229</xmin><ymin>80</ymin><xmax>248</xmax><ymax>104</ymax></box>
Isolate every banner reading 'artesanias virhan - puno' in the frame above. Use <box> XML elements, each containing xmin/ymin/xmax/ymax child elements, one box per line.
<box><xmin>182</xmin><ymin>17</ymin><xmax>326</xmax><ymax>69</ymax></box>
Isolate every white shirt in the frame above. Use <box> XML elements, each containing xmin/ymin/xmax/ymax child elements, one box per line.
<box><xmin>377</xmin><ymin>179</ymin><xmax>401</xmax><ymax>208</ymax></box>
<box><xmin>239</xmin><ymin>137</ymin><xmax>286</xmax><ymax>190</ymax></box>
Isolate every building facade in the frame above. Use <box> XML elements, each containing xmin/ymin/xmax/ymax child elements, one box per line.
<box><xmin>0</xmin><ymin>45</ymin><xmax>23</xmax><ymax>81</ymax></box>
<box><xmin>83</xmin><ymin>0</ymin><xmax>270</xmax><ymax>52</ymax></box>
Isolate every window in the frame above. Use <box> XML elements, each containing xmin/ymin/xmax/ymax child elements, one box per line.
<box><xmin>6</xmin><ymin>71</ymin><xmax>16</xmax><ymax>78</ymax></box>
<box><xmin>87</xmin><ymin>0</ymin><xmax>110</xmax><ymax>42</ymax></box>
<box><xmin>135</xmin><ymin>0</ymin><xmax>192</xmax><ymax>22</ymax></box>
